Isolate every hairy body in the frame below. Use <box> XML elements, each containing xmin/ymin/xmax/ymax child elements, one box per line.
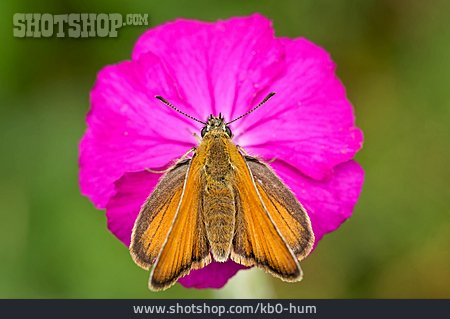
<box><xmin>200</xmin><ymin>131</ymin><xmax>236</xmax><ymax>261</ymax></box>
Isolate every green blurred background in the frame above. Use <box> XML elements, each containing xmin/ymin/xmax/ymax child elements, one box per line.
<box><xmin>1</xmin><ymin>0</ymin><xmax>449</xmax><ymax>298</ymax></box>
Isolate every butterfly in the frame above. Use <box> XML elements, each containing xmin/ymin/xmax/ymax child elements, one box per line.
<box><xmin>129</xmin><ymin>93</ymin><xmax>315</xmax><ymax>291</ymax></box>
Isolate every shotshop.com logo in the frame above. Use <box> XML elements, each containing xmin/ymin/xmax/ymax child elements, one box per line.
<box><xmin>13</xmin><ymin>13</ymin><xmax>149</xmax><ymax>38</ymax></box>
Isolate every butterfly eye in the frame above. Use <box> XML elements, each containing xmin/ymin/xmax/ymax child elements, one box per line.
<box><xmin>225</xmin><ymin>126</ymin><xmax>232</xmax><ymax>137</ymax></box>
<box><xmin>201</xmin><ymin>126</ymin><xmax>208</xmax><ymax>137</ymax></box>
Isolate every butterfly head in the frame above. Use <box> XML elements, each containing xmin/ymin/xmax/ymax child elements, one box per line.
<box><xmin>201</xmin><ymin>113</ymin><xmax>232</xmax><ymax>138</ymax></box>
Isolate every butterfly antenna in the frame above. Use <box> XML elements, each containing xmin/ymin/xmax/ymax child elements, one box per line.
<box><xmin>155</xmin><ymin>96</ymin><xmax>206</xmax><ymax>125</ymax></box>
<box><xmin>226</xmin><ymin>92</ymin><xmax>276</xmax><ymax>125</ymax></box>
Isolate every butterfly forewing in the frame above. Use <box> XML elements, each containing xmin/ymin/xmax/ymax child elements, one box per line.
<box><xmin>149</xmin><ymin>153</ymin><xmax>211</xmax><ymax>290</ymax></box>
<box><xmin>130</xmin><ymin>160</ymin><xmax>190</xmax><ymax>270</ymax></box>
<box><xmin>227</xmin><ymin>142</ymin><xmax>303</xmax><ymax>281</ymax></box>
<box><xmin>245</xmin><ymin>156</ymin><xmax>315</xmax><ymax>260</ymax></box>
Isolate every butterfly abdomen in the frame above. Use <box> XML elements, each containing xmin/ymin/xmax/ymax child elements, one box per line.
<box><xmin>203</xmin><ymin>179</ymin><xmax>235</xmax><ymax>262</ymax></box>
<box><xmin>201</xmin><ymin>133</ymin><xmax>236</xmax><ymax>262</ymax></box>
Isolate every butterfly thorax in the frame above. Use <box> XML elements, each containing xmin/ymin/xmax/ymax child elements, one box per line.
<box><xmin>198</xmin><ymin>124</ymin><xmax>236</xmax><ymax>262</ymax></box>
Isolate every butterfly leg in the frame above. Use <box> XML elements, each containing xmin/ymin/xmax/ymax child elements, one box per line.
<box><xmin>236</xmin><ymin>145</ymin><xmax>250</xmax><ymax>156</ymax></box>
<box><xmin>145</xmin><ymin>147</ymin><xmax>196</xmax><ymax>174</ymax></box>
<box><xmin>192</xmin><ymin>132</ymin><xmax>202</xmax><ymax>143</ymax></box>
<box><xmin>145</xmin><ymin>168</ymin><xmax>171</xmax><ymax>174</ymax></box>
<box><xmin>237</xmin><ymin>146</ymin><xmax>277</xmax><ymax>163</ymax></box>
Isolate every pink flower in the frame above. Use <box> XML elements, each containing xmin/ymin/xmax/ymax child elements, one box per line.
<box><xmin>79</xmin><ymin>14</ymin><xmax>364</xmax><ymax>289</ymax></box>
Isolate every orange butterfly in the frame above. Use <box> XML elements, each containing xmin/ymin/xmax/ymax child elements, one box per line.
<box><xmin>130</xmin><ymin>93</ymin><xmax>315</xmax><ymax>291</ymax></box>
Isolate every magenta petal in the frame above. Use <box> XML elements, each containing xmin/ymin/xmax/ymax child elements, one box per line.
<box><xmin>236</xmin><ymin>38</ymin><xmax>363</xmax><ymax>181</ymax></box>
<box><xmin>271</xmin><ymin>160</ymin><xmax>364</xmax><ymax>244</ymax></box>
<box><xmin>80</xmin><ymin>53</ymin><xmax>200</xmax><ymax>208</ymax></box>
<box><xmin>132</xmin><ymin>14</ymin><xmax>283</xmax><ymax>121</ymax></box>
<box><xmin>106</xmin><ymin>170</ymin><xmax>161</xmax><ymax>246</ymax></box>
<box><xmin>179</xmin><ymin>261</ymin><xmax>247</xmax><ymax>289</ymax></box>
